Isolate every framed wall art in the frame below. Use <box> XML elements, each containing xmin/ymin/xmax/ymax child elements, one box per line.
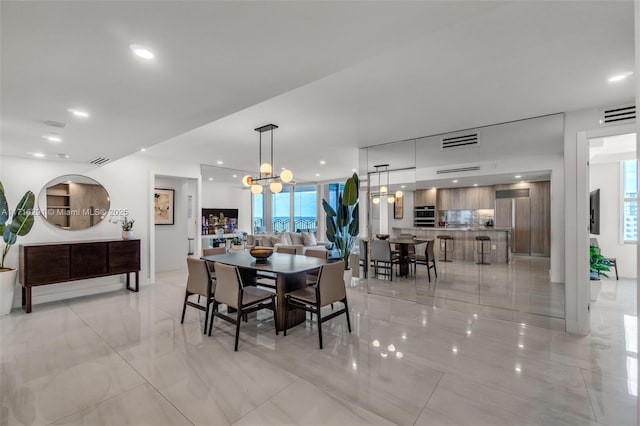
<box><xmin>154</xmin><ymin>188</ymin><xmax>175</xmax><ymax>225</ymax></box>
<box><xmin>394</xmin><ymin>197</ymin><xmax>404</xmax><ymax>219</ymax></box>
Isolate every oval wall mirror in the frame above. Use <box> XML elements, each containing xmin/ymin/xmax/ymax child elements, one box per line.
<box><xmin>38</xmin><ymin>175</ymin><xmax>110</xmax><ymax>230</ymax></box>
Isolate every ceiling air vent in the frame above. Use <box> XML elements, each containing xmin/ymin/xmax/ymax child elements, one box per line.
<box><xmin>436</xmin><ymin>166</ymin><xmax>480</xmax><ymax>174</ymax></box>
<box><xmin>441</xmin><ymin>132</ymin><xmax>479</xmax><ymax>150</ymax></box>
<box><xmin>89</xmin><ymin>157</ymin><xmax>110</xmax><ymax>165</ymax></box>
<box><xmin>602</xmin><ymin>105</ymin><xmax>635</xmax><ymax>124</ymax></box>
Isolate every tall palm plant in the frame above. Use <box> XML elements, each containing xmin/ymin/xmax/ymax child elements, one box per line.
<box><xmin>322</xmin><ymin>173</ymin><xmax>359</xmax><ymax>270</ymax></box>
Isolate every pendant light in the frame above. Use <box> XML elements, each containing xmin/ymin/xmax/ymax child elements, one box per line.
<box><xmin>241</xmin><ymin>124</ymin><xmax>293</xmax><ymax>194</ymax></box>
<box><xmin>369</xmin><ymin>164</ymin><xmax>404</xmax><ymax>204</ymax></box>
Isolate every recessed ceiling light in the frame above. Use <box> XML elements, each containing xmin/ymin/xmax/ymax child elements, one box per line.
<box><xmin>208</xmin><ymin>177</ymin><xmax>213</xmax><ymax>181</ymax></box>
<box><xmin>473</xmin><ymin>184</ymin><xmax>478</xmax><ymax>187</ymax></box>
<box><xmin>216</xmin><ymin>160</ymin><xmax>223</xmax><ymax>165</ymax></box>
<box><xmin>315</xmin><ymin>173</ymin><xmax>320</xmax><ymax>177</ymax></box>
<box><xmin>130</xmin><ymin>44</ymin><xmax>155</xmax><ymax>60</ymax></box>
<box><xmin>401</xmin><ymin>185</ymin><xmax>406</xmax><ymax>189</ymax></box>
<box><xmin>232</xmin><ymin>174</ymin><xmax>238</xmax><ymax>178</ymax></box>
<box><xmin>608</xmin><ymin>72</ymin><xmax>633</xmax><ymax>82</ymax></box>
<box><xmin>140</xmin><ymin>148</ymin><xmax>146</xmax><ymax>152</ymax></box>
<box><xmin>352</xmin><ymin>168</ymin><xmax>357</xmax><ymax>172</ymax></box>
<box><xmin>319</xmin><ymin>160</ymin><xmax>326</xmax><ymax>165</ymax></box>
<box><xmin>452</xmin><ymin>180</ymin><xmax>458</xmax><ymax>183</ymax></box>
<box><xmin>281</xmin><ymin>167</ymin><xmax>286</xmax><ymax>170</ymax></box>
<box><xmin>67</xmin><ymin>108</ymin><xmax>90</xmax><ymax>118</ymax></box>
<box><xmin>32</xmin><ymin>152</ymin><xmax>45</xmax><ymax>158</ymax></box>
<box><xmin>515</xmin><ymin>175</ymin><xmax>521</xmax><ymax>179</ymax></box>
<box><xmin>42</xmin><ymin>134</ymin><xmax>62</xmax><ymax>143</ymax></box>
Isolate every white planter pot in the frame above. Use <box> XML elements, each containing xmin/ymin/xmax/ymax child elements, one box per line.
<box><xmin>590</xmin><ymin>279</ymin><xmax>602</xmax><ymax>302</ymax></box>
<box><xmin>122</xmin><ymin>230</ymin><xmax>134</xmax><ymax>240</ymax></box>
<box><xmin>344</xmin><ymin>268</ymin><xmax>353</xmax><ymax>286</ymax></box>
<box><xmin>231</xmin><ymin>244</ymin><xmax>243</xmax><ymax>252</ymax></box>
<box><xmin>0</xmin><ymin>269</ymin><xmax>18</xmax><ymax>316</ymax></box>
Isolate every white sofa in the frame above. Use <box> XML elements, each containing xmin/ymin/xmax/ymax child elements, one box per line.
<box><xmin>246</xmin><ymin>231</ymin><xmax>327</xmax><ymax>255</ymax></box>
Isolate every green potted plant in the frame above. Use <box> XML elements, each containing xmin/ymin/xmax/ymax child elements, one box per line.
<box><xmin>590</xmin><ymin>245</ymin><xmax>610</xmax><ymax>301</ymax></box>
<box><xmin>0</xmin><ymin>182</ymin><xmax>35</xmax><ymax>315</ymax></box>
<box><xmin>322</xmin><ymin>173</ymin><xmax>359</xmax><ymax>282</ymax></box>
<box><xmin>230</xmin><ymin>236</ymin><xmax>244</xmax><ymax>251</ymax></box>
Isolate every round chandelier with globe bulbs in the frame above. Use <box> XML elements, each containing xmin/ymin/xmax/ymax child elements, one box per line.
<box><xmin>241</xmin><ymin>124</ymin><xmax>293</xmax><ymax>194</ymax></box>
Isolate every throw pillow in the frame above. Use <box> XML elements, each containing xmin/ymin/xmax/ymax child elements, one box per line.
<box><xmin>280</xmin><ymin>232</ymin><xmax>293</xmax><ymax>246</ymax></box>
<box><xmin>290</xmin><ymin>232</ymin><xmax>304</xmax><ymax>245</ymax></box>
<box><xmin>302</xmin><ymin>232</ymin><xmax>317</xmax><ymax>246</ymax></box>
<box><xmin>259</xmin><ymin>237</ymin><xmax>273</xmax><ymax>247</ymax></box>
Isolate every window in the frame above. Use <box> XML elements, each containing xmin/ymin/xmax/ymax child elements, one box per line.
<box><xmin>252</xmin><ymin>193</ymin><xmax>264</xmax><ymax>233</ymax></box>
<box><xmin>327</xmin><ymin>182</ymin><xmax>345</xmax><ymax>212</ymax></box>
<box><xmin>293</xmin><ymin>185</ymin><xmax>317</xmax><ymax>232</ymax></box>
<box><xmin>272</xmin><ymin>186</ymin><xmax>291</xmax><ymax>232</ymax></box>
<box><xmin>623</xmin><ymin>159</ymin><xmax>637</xmax><ymax>242</ymax></box>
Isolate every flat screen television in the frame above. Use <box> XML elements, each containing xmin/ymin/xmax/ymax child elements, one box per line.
<box><xmin>590</xmin><ymin>189</ymin><xmax>600</xmax><ymax>235</ymax></box>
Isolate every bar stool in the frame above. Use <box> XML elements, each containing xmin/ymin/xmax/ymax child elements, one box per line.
<box><xmin>437</xmin><ymin>235</ymin><xmax>454</xmax><ymax>262</ymax></box>
<box><xmin>475</xmin><ymin>236</ymin><xmax>491</xmax><ymax>265</ymax></box>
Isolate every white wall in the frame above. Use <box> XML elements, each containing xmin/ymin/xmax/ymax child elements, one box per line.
<box><xmin>0</xmin><ymin>153</ymin><xmax>201</xmax><ymax>308</ymax></box>
<box><xmin>154</xmin><ymin>176</ymin><xmax>195</xmax><ymax>272</ymax></box>
<box><xmin>589</xmin><ymin>162</ymin><xmax>637</xmax><ymax>278</ymax></box>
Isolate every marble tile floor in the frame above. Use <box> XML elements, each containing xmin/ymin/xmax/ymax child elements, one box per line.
<box><xmin>365</xmin><ymin>256</ymin><xmax>566</xmax><ymax>330</ymax></box>
<box><xmin>0</xmin><ymin>268</ymin><xmax>636</xmax><ymax>425</ymax></box>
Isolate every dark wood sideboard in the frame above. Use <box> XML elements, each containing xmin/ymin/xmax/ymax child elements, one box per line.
<box><xmin>19</xmin><ymin>239</ymin><xmax>140</xmax><ymax>313</ymax></box>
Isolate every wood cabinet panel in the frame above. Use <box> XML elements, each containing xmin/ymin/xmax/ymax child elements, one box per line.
<box><xmin>20</xmin><ymin>245</ymin><xmax>70</xmax><ymax>285</ymax></box>
<box><xmin>414</xmin><ymin>189</ymin><xmax>437</xmax><ymax>207</ymax></box>
<box><xmin>476</xmin><ymin>186</ymin><xmax>495</xmax><ymax>209</ymax></box>
<box><xmin>109</xmin><ymin>240</ymin><xmax>141</xmax><ymax>273</ymax></box>
<box><xmin>514</xmin><ymin>198</ymin><xmax>531</xmax><ymax>254</ymax></box>
<box><xmin>71</xmin><ymin>242</ymin><xmax>108</xmax><ymax>278</ymax></box>
<box><xmin>495</xmin><ymin>198</ymin><xmax>513</xmax><ymax>228</ymax></box>
<box><xmin>530</xmin><ymin>181</ymin><xmax>551</xmax><ymax>255</ymax></box>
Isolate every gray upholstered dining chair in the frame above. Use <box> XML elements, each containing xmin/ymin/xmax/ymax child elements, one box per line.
<box><xmin>203</xmin><ymin>246</ymin><xmax>227</xmax><ymax>274</ymax></box>
<box><xmin>181</xmin><ymin>257</ymin><xmax>215</xmax><ymax>334</ymax></box>
<box><xmin>410</xmin><ymin>240</ymin><xmax>438</xmax><ymax>282</ymax></box>
<box><xmin>283</xmin><ymin>260</ymin><xmax>351</xmax><ymax>349</ymax></box>
<box><xmin>370</xmin><ymin>240</ymin><xmax>400</xmax><ymax>281</ymax></box>
<box><xmin>304</xmin><ymin>248</ymin><xmax>328</xmax><ymax>284</ymax></box>
<box><xmin>276</xmin><ymin>246</ymin><xmax>297</xmax><ymax>255</ymax></box>
<box><xmin>208</xmin><ymin>263</ymin><xmax>278</xmax><ymax>351</ymax></box>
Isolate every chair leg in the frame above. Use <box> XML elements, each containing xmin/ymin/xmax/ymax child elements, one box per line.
<box><xmin>234</xmin><ymin>311</ymin><xmax>242</xmax><ymax>351</ymax></box>
<box><xmin>272</xmin><ymin>298</ymin><xmax>279</xmax><ymax>335</ymax></box>
<box><xmin>427</xmin><ymin>264</ymin><xmax>431</xmax><ymax>282</ymax></box>
<box><xmin>344</xmin><ymin>298</ymin><xmax>352</xmax><ymax>333</ymax></box>
<box><xmin>433</xmin><ymin>260</ymin><xmax>438</xmax><ymax>278</ymax></box>
<box><xmin>614</xmin><ymin>261</ymin><xmax>619</xmax><ymax>280</ymax></box>
<box><xmin>208</xmin><ymin>302</ymin><xmax>217</xmax><ymax>336</ymax></box>
<box><xmin>203</xmin><ymin>298</ymin><xmax>210</xmax><ymax>334</ymax></box>
<box><xmin>180</xmin><ymin>291</ymin><xmax>189</xmax><ymax>324</ymax></box>
<box><xmin>283</xmin><ymin>298</ymin><xmax>288</xmax><ymax>336</ymax></box>
<box><xmin>317</xmin><ymin>302</ymin><xmax>323</xmax><ymax>349</ymax></box>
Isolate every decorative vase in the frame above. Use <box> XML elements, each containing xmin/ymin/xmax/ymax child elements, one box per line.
<box><xmin>343</xmin><ymin>268</ymin><xmax>353</xmax><ymax>286</ymax></box>
<box><xmin>122</xmin><ymin>230</ymin><xmax>134</xmax><ymax>240</ymax></box>
<box><xmin>590</xmin><ymin>279</ymin><xmax>602</xmax><ymax>302</ymax></box>
<box><xmin>231</xmin><ymin>244</ymin><xmax>244</xmax><ymax>252</ymax></box>
<box><xmin>0</xmin><ymin>269</ymin><xmax>18</xmax><ymax>316</ymax></box>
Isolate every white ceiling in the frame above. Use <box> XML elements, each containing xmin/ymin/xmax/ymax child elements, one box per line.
<box><xmin>2</xmin><ymin>1</ymin><xmax>635</xmax><ymax>183</ymax></box>
<box><xmin>590</xmin><ymin>132</ymin><xmax>636</xmax><ymax>164</ymax></box>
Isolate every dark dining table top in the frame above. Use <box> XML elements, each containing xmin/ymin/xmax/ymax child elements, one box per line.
<box><xmin>388</xmin><ymin>238</ymin><xmax>429</xmax><ymax>245</ymax></box>
<box><xmin>201</xmin><ymin>251</ymin><xmax>327</xmax><ymax>275</ymax></box>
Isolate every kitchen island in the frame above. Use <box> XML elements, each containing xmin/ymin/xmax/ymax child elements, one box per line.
<box><xmin>392</xmin><ymin>226</ymin><xmax>512</xmax><ymax>263</ymax></box>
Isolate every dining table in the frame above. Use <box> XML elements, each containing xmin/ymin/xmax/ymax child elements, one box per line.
<box><xmin>388</xmin><ymin>237</ymin><xmax>428</xmax><ymax>277</ymax></box>
<box><xmin>201</xmin><ymin>251</ymin><xmax>327</xmax><ymax>331</ymax></box>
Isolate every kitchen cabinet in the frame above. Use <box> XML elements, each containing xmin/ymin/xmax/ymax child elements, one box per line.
<box><xmin>476</xmin><ymin>186</ymin><xmax>495</xmax><ymax>209</ymax></box>
<box><xmin>438</xmin><ymin>187</ymin><xmax>484</xmax><ymax>210</ymax></box>
<box><xmin>414</xmin><ymin>188</ymin><xmax>437</xmax><ymax>207</ymax></box>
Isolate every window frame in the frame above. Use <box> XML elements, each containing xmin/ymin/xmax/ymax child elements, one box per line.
<box><xmin>621</xmin><ymin>159</ymin><xmax>638</xmax><ymax>244</ymax></box>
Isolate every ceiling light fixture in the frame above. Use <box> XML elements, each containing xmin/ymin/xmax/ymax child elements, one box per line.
<box><xmin>130</xmin><ymin>44</ymin><xmax>155</xmax><ymax>60</ymax></box>
<box><xmin>370</xmin><ymin>164</ymin><xmax>402</xmax><ymax>205</ymax></box>
<box><xmin>232</xmin><ymin>174</ymin><xmax>238</xmax><ymax>178</ymax></box>
<box><xmin>208</xmin><ymin>178</ymin><xmax>213</xmax><ymax>181</ymax></box>
<box><xmin>241</xmin><ymin>124</ymin><xmax>293</xmax><ymax>194</ymax></box>
<box><xmin>217</xmin><ymin>160</ymin><xmax>224</xmax><ymax>165</ymax></box>
<box><xmin>515</xmin><ymin>175</ymin><xmax>521</xmax><ymax>179</ymax></box>
<box><xmin>608</xmin><ymin>72</ymin><xmax>633</xmax><ymax>82</ymax></box>
<box><xmin>67</xmin><ymin>108</ymin><xmax>89</xmax><ymax>118</ymax></box>
<box><xmin>452</xmin><ymin>179</ymin><xmax>458</xmax><ymax>183</ymax></box>
<box><xmin>32</xmin><ymin>152</ymin><xmax>45</xmax><ymax>158</ymax></box>
<box><xmin>320</xmin><ymin>160</ymin><xmax>326</xmax><ymax>165</ymax></box>
<box><xmin>140</xmin><ymin>148</ymin><xmax>146</xmax><ymax>152</ymax></box>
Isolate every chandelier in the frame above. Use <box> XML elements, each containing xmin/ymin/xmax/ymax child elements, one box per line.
<box><xmin>241</xmin><ymin>124</ymin><xmax>293</xmax><ymax>194</ymax></box>
<box><xmin>370</xmin><ymin>164</ymin><xmax>403</xmax><ymax>204</ymax></box>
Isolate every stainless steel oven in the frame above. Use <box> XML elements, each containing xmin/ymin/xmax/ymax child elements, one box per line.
<box><xmin>414</xmin><ymin>206</ymin><xmax>436</xmax><ymax>227</ymax></box>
